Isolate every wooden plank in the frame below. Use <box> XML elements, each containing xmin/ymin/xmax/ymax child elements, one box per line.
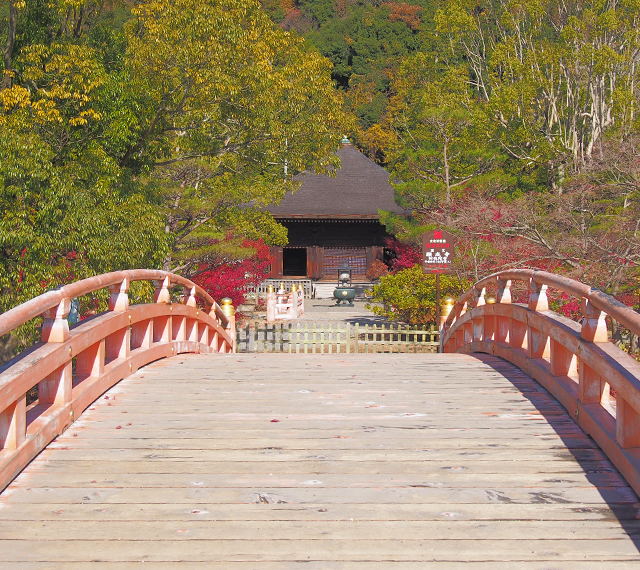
<box><xmin>3</xmin><ymin>564</ymin><xmax>640</xmax><ymax>570</ymax></box>
<box><xmin>0</xmin><ymin>538</ymin><xmax>640</xmax><ymax>562</ymax></box>
<box><xmin>1</xmin><ymin>519</ymin><xmax>639</xmax><ymax>540</ymax></box>
<box><xmin>3</xmin><ymin>560</ymin><xmax>637</xmax><ymax>570</ymax></box>
<box><xmin>2</xmin><ymin>501</ymin><xmax>638</xmax><ymax>522</ymax></box>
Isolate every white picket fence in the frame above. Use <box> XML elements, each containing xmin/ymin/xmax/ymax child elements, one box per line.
<box><xmin>237</xmin><ymin>322</ymin><xmax>440</xmax><ymax>354</ymax></box>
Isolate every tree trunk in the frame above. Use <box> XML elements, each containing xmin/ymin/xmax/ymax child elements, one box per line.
<box><xmin>2</xmin><ymin>2</ymin><xmax>18</xmax><ymax>90</ymax></box>
<box><xmin>443</xmin><ymin>139</ymin><xmax>452</xmax><ymax>225</ymax></box>
<box><xmin>611</xmin><ymin>318</ymin><xmax>624</xmax><ymax>347</ymax></box>
<box><xmin>630</xmin><ymin>333</ymin><xmax>639</xmax><ymax>356</ymax></box>
<box><xmin>443</xmin><ymin>140</ymin><xmax>450</xmax><ymax>205</ymax></box>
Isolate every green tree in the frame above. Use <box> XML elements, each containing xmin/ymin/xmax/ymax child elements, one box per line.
<box><xmin>435</xmin><ymin>0</ymin><xmax>640</xmax><ymax>175</ymax></box>
<box><xmin>388</xmin><ymin>58</ymin><xmax>499</xmax><ymax>217</ymax></box>
<box><xmin>0</xmin><ymin>0</ymin><xmax>348</xmax><ymax>329</ymax></box>
<box><xmin>121</xmin><ymin>0</ymin><xmax>348</xmax><ymax>274</ymax></box>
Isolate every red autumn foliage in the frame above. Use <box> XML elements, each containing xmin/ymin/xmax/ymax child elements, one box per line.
<box><xmin>384</xmin><ymin>237</ymin><xmax>420</xmax><ymax>272</ymax></box>
<box><xmin>382</xmin><ymin>3</ymin><xmax>422</xmax><ymax>30</ymax></box>
<box><xmin>193</xmin><ymin>239</ymin><xmax>274</xmax><ymax>307</ymax></box>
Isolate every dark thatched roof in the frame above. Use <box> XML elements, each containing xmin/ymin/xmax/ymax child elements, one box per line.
<box><xmin>267</xmin><ymin>143</ymin><xmax>411</xmax><ymax>219</ymax></box>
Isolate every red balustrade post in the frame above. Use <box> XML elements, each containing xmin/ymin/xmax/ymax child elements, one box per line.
<box><xmin>183</xmin><ymin>286</ymin><xmax>197</xmax><ymax>308</ymax></box>
<box><xmin>39</xmin><ymin>298</ymin><xmax>73</xmax><ymax>410</ymax></box>
<box><xmin>41</xmin><ymin>298</ymin><xmax>71</xmax><ymax>343</ymax></box>
<box><xmin>495</xmin><ymin>278</ymin><xmax>511</xmax><ymax>344</ymax></box>
<box><xmin>496</xmin><ymin>277</ymin><xmax>512</xmax><ymax>304</ymax></box>
<box><xmin>472</xmin><ymin>287</ymin><xmax>486</xmax><ymax>342</ymax></box>
<box><xmin>153</xmin><ymin>277</ymin><xmax>172</xmax><ymax>343</ymax></box>
<box><xmin>220</xmin><ymin>298</ymin><xmax>236</xmax><ymax>353</ymax></box>
<box><xmin>550</xmin><ymin>340</ymin><xmax>578</xmax><ymax>378</ymax></box>
<box><xmin>527</xmin><ymin>280</ymin><xmax>550</xmax><ymax>358</ymax></box>
<box><xmin>108</xmin><ymin>278</ymin><xmax>130</xmax><ymax>312</ymax></box>
<box><xmin>154</xmin><ymin>276</ymin><xmax>171</xmax><ymax>304</ymax></box>
<box><xmin>579</xmin><ymin>299</ymin><xmax>610</xmax><ymax>406</ymax></box>
<box><xmin>528</xmin><ymin>280</ymin><xmax>549</xmax><ymax>311</ymax></box>
<box><xmin>581</xmin><ymin>299</ymin><xmax>608</xmax><ymax>343</ymax></box>
<box><xmin>205</xmin><ymin>302</ymin><xmax>219</xmax><ymax>351</ymax></box>
<box><xmin>0</xmin><ymin>397</ymin><xmax>26</xmax><ymax>450</ymax></box>
<box><xmin>579</xmin><ymin>361</ymin><xmax>609</xmax><ymax>405</ymax></box>
<box><xmin>616</xmin><ymin>398</ymin><xmax>640</xmax><ymax>449</ymax></box>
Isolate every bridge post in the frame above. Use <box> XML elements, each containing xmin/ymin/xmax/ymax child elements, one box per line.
<box><xmin>581</xmin><ymin>299</ymin><xmax>608</xmax><ymax>343</ymax></box>
<box><xmin>472</xmin><ymin>288</ymin><xmax>486</xmax><ymax>342</ymax></box>
<box><xmin>41</xmin><ymin>297</ymin><xmax>71</xmax><ymax>343</ymax></box>
<box><xmin>616</xmin><ymin>398</ymin><xmax>640</xmax><ymax>449</ymax></box>
<box><xmin>482</xmin><ymin>297</ymin><xmax>496</xmax><ymax>342</ymax></box>
<box><xmin>528</xmin><ymin>280</ymin><xmax>548</xmax><ymax>311</ymax></box>
<box><xmin>496</xmin><ymin>278</ymin><xmax>512</xmax><ymax>304</ymax></box>
<box><xmin>182</xmin><ymin>287</ymin><xmax>199</xmax><ymax>343</ymax></box>
<box><xmin>108</xmin><ymin>278</ymin><xmax>130</xmax><ymax>312</ymax></box>
<box><xmin>183</xmin><ymin>286</ymin><xmax>197</xmax><ymax>308</ymax></box>
<box><xmin>205</xmin><ymin>302</ymin><xmax>220</xmax><ymax>352</ymax></box>
<box><xmin>220</xmin><ymin>299</ymin><xmax>236</xmax><ymax>354</ymax></box>
<box><xmin>39</xmin><ymin>298</ymin><xmax>73</xmax><ymax>411</ymax></box>
<box><xmin>578</xmin><ymin>299</ymin><xmax>611</xmax><ymax>408</ymax></box>
<box><xmin>153</xmin><ymin>277</ymin><xmax>172</xmax><ymax>343</ymax></box>
<box><xmin>495</xmin><ymin>278</ymin><xmax>511</xmax><ymax>344</ymax></box>
<box><xmin>550</xmin><ymin>340</ymin><xmax>578</xmax><ymax>378</ymax></box>
<box><xmin>579</xmin><ymin>360</ymin><xmax>609</xmax><ymax>405</ymax></box>
<box><xmin>154</xmin><ymin>276</ymin><xmax>171</xmax><ymax>304</ymax></box>
<box><xmin>527</xmin><ymin>281</ymin><xmax>550</xmax><ymax>359</ymax></box>
<box><xmin>0</xmin><ymin>397</ymin><xmax>26</xmax><ymax>450</ymax></box>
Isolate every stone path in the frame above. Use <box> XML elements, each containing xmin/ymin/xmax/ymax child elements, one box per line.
<box><xmin>299</xmin><ymin>298</ymin><xmax>390</xmax><ymax>326</ymax></box>
<box><xmin>1</xmin><ymin>352</ymin><xmax>639</xmax><ymax>567</ymax></box>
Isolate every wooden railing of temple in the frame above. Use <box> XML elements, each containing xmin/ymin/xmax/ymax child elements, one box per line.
<box><xmin>442</xmin><ymin>270</ymin><xmax>640</xmax><ymax>496</ymax></box>
<box><xmin>0</xmin><ymin>270</ymin><xmax>235</xmax><ymax>492</ymax></box>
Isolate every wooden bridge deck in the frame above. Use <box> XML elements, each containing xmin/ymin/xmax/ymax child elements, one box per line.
<box><xmin>1</xmin><ymin>353</ymin><xmax>640</xmax><ymax>568</ymax></box>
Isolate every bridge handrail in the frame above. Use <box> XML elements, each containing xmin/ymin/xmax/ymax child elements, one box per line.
<box><xmin>442</xmin><ymin>268</ymin><xmax>640</xmax><ymax>498</ymax></box>
<box><xmin>0</xmin><ymin>269</ymin><xmax>229</xmax><ymax>338</ymax></box>
<box><xmin>0</xmin><ymin>269</ymin><xmax>234</xmax><ymax>494</ymax></box>
<box><xmin>446</xmin><ymin>269</ymin><xmax>640</xmax><ymax>336</ymax></box>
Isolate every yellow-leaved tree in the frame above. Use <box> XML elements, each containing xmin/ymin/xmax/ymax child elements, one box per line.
<box><xmin>120</xmin><ymin>0</ymin><xmax>350</xmax><ymax>274</ymax></box>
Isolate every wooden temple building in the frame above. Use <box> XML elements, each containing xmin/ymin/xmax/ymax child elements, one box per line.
<box><xmin>267</xmin><ymin>140</ymin><xmax>410</xmax><ymax>280</ymax></box>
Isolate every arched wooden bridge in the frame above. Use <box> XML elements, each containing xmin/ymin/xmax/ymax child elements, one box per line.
<box><xmin>1</xmin><ymin>269</ymin><xmax>640</xmax><ymax>567</ymax></box>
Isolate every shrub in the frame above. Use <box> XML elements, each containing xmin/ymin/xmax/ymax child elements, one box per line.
<box><xmin>366</xmin><ymin>265</ymin><xmax>466</xmax><ymax>326</ymax></box>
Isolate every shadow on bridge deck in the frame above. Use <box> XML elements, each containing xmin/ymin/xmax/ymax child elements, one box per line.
<box><xmin>471</xmin><ymin>352</ymin><xmax>640</xmax><ymax>550</ymax></box>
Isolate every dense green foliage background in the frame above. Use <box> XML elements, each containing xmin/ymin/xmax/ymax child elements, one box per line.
<box><xmin>0</xmin><ymin>0</ymin><xmax>347</xmax><ymax>327</ymax></box>
<box><xmin>1</xmin><ymin>0</ymin><xmax>639</xmax><ymax>346</ymax></box>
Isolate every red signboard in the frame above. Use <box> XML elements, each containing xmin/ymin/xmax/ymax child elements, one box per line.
<box><xmin>422</xmin><ymin>230</ymin><xmax>456</xmax><ymax>274</ymax></box>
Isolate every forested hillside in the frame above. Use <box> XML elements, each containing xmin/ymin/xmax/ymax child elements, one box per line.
<box><xmin>1</xmin><ymin>0</ymin><xmax>639</xmax><ymax>348</ymax></box>
<box><xmin>262</xmin><ymin>0</ymin><xmax>640</xmax><ymax>312</ymax></box>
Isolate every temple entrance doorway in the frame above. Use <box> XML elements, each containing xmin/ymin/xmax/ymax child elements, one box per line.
<box><xmin>283</xmin><ymin>247</ymin><xmax>307</xmax><ymax>276</ymax></box>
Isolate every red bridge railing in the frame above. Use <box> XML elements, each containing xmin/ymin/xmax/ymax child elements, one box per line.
<box><xmin>442</xmin><ymin>269</ymin><xmax>640</xmax><ymax>495</ymax></box>
<box><xmin>0</xmin><ymin>270</ymin><xmax>235</xmax><ymax>492</ymax></box>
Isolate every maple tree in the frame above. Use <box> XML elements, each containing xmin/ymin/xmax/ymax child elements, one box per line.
<box><xmin>193</xmin><ymin>239</ymin><xmax>274</xmax><ymax>307</ymax></box>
